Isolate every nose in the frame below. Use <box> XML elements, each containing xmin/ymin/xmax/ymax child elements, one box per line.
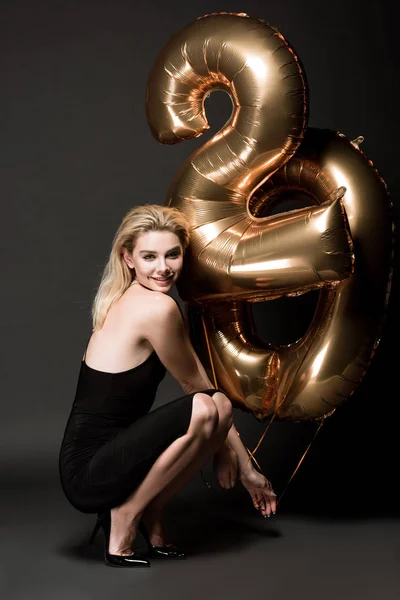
<box><xmin>156</xmin><ymin>257</ymin><xmax>170</xmax><ymax>274</ymax></box>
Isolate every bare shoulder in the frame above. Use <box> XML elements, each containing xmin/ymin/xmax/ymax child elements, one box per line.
<box><xmin>143</xmin><ymin>292</ymin><xmax>182</xmax><ymax>323</ymax></box>
<box><xmin>122</xmin><ymin>289</ymin><xmax>182</xmax><ymax>335</ymax></box>
<box><xmin>128</xmin><ymin>289</ymin><xmax>178</xmax><ymax>311</ymax></box>
<box><xmin>115</xmin><ymin>288</ymin><xmax>211</xmax><ymax>392</ymax></box>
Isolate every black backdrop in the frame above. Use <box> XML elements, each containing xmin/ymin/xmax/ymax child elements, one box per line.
<box><xmin>1</xmin><ymin>0</ymin><xmax>398</xmax><ymax>516</ymax></box>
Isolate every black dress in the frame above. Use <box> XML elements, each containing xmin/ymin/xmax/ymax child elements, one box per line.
<box><xmin>58</xmin><ymin>349</ymin><xmax>216</xmax><ymax>514</ymax></box>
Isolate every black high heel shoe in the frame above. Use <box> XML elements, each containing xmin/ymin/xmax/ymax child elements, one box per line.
<box><xmin>88</xmin><ymin>511</ymin><xmax>150</xmax><ymax>568</ymax></box>
<box><xmin>138</xmin><ymin>521</ymin><xmax>186</xmax><ymax>559</ymax></box>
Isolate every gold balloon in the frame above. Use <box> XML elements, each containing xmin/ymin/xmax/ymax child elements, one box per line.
<box><xmin>146</xmin><ymin>13</ymin><xmax>393</xmax><ymax>421</ymax></box>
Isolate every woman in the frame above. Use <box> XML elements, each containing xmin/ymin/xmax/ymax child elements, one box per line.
<box><xmin>58</xmin><ymin>204</ymin><xmax>276</xmax><ymax>568</ymax></box>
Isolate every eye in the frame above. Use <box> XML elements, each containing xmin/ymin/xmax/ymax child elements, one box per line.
<box><xmin>143</xmin><ymin>254</ymin><xmax>155</xmax><ymax>260</ymax></box>
<box><xmin>168</xmin><ymin>252</ymin><xmax>181</xmax><ymax>258</ymax></box>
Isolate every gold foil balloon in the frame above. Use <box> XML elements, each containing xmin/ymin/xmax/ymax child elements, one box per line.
<box><xmin>146</xmin><ymin>13</ymin><xmax>393</xmax><ymax>421</ymax></box>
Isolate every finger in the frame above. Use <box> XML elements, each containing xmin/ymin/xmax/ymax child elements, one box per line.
<box><xmin>268</xmin><ymin>489</ymin><xmax>277</xmax><ymax>514</ymax></box>
<box><xmin>263</xmin><ymin>484</ymin><xmax>276</xmax><ymax>517</ymax></box>
<box><xmin>230</xmin><ymin>470</ymin><xmax>236</xmax><ymax>487</ymax></box>
<box><xmin>263</xmin><ymin>480</ymin><xmax>277</xmax><ymax>514</ymax></box>
<box><xmin>260</xmin><ymin>493</ymin><xmax>271</xmax><ymax>517</ymax></box>
<box><xmin>254</xmin><ymin>495</ymin><xmax>263</xmax><ymax>513</ymax></box>
<box><xmin>259</xmin><ymin>494</ymin><xmax>267</xmax><ymax>513</ymax></box>
<box><xmin>252</xmin><ymin>494</ymin><xmax>261</xmax><ymax>511</ymax></box>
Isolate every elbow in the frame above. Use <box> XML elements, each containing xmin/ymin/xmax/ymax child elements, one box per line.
<box><xmin>181</xmin><ymin>379</ymin><xmax>216</xmax><ymax>396</ymax></box>
<box><xmin>181</xmin><ymin>381</ymin><xmax>199</xmax><ymax>395</ymax></box>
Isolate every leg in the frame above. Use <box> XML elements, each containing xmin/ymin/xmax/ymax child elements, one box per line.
<box><xmin>141</xmin><ymin>392</ymin><xmax>233</xmax><ymax>544</ymax></box>
<box><xmin>108</xmin><ymin>392</ymin><xmax>223</xmax><ymax>555</ymax></box>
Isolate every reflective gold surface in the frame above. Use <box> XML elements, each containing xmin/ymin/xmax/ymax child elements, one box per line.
<box><xmin>146</xmin><ymin>13</ymin><xmax>394</xmax><ymax>421</ymax></box>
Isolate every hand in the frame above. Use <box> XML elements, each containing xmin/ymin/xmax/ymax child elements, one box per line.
<box><xmin>239</xmin><ymin>467</ymin><xmax>277</xmax><ymax>517</ymax></box>
<box><xmin>212</xmin><ymin>444</ymin><xmax>238</xmax><ymax>489</ymax></box>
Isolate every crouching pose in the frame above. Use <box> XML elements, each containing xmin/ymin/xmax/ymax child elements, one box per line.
<box><xmin>58</xmin><ymin>204</ymin><xmax>276</xmax><ymax>568</ymax></box>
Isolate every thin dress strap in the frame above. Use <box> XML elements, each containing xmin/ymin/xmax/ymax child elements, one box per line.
<box><xmin>170</xmin><ymin>296</ymin><xmax>186</xmax><ymax>323</ymax></box>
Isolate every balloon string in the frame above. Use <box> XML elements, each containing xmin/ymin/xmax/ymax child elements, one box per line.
<box><xmin>199</xmin><ymin>310</ymin><xmax>322</xmax><ymax>502</ymax></box>
<box><xmin>200</xmin><ymin>311</ymin><xmax>219</xmax><ymax>489</ymax></box>
<box><xmin>200</xmin><ymin>419</ymin><xmax>323</xmax><ymax>494</ymax></box>
<box><xmin>200</xmin><ymin>311</ymin><xmax>260</xmax><ymax>486</ymax></box>
<box><xmin>245</xmin><ymin>344</ymin><xmax>324</xmax><ymax>477</ymax></box>
<box><xmin>201</xmin><ymin>312</ymin><xmax>218</xmax><ymax>388</ymax></box>
<box><xmin>245</xmin><ymin>412</ymin><xmax>278</xmax><ymax>468</ymax></box>
<box><xmin>276</xmin><ymin>418</ymin><xmax>324</xmax><ymax>506</ymax></box>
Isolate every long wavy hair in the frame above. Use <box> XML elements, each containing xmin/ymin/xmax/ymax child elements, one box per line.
<box><xmin>91</xmin><ymin>204</ymin><xmax>191</xmax><ymax>331</ymax></box>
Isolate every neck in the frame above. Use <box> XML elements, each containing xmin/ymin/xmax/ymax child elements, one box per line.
<box><xmin>130</xmin><ymin>280</ymin><xmax>155</xmax><ymax>292</ymax></box>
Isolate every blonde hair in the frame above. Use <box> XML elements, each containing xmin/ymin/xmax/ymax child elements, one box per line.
<box><xmin>91</xmin><ymin>204</ymin><xmax>190</xmax><ymax>331</ymax></box>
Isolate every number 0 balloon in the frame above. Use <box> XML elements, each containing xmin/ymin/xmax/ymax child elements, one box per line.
<box><xmin>146</xmin><ymin>13</ymin><xmax>394</xmax><ymax>422</ymax></box>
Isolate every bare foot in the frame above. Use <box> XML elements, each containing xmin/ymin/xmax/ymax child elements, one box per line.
<box><xmin>109</xmin><ymin>507</ymin><xmax>142</xmax><ymax>555</ymax></box>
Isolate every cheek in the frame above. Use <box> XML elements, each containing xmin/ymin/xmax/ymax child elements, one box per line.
<box><xmin>136</xmin><ymin>260</ymin><xmax>152</xmax><ymax>273</ymax></box>
<box><xmin>175</xmin><ymin>258</ymin><xmax>184</xmax><ymax>272</ymax></box>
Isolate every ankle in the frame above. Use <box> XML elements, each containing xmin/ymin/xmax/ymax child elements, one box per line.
<box><xmin>111</xmin><ymin>506</ymin><xmax>143</xmax><ymax>523</ymax></box>
<box><xmin>108</xmin><ymin>509</ymin><xmax>142</xmax><ymax>556</ymax></box>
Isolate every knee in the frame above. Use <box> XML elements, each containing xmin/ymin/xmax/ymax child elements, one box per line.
<box><xmin>190</xmin><ymin>393</ymin><xmax>219</xmax><ymax>439</ymax></box>
<box><xmin>212</xmin><ymin>392</ymin><xmax>233</xmax><ymax>433</ymax></box>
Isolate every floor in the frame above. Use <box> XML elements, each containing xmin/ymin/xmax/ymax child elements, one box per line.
<box><xmin>3</xmin><ymin>464</ymin><xmax>400</xmax><ymax>600</ymax></box>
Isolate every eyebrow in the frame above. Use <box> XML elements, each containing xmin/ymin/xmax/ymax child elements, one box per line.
<box><xmin>139</xmin><ymin>246</ymin><xmax>181</xmax><ymax>254</ymax></box>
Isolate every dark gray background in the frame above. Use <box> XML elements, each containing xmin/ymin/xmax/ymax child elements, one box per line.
<box><xmin>1</xmin><ymin>0</ymin><xmax>399</xmax><ymax>597</ymax></box>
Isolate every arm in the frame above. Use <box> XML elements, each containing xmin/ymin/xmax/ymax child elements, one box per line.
<box><xmin>224</xmin><ymin>421</ymin><xmax>253</xmax><ymax>477</ymax></box>
<box><xmin>214</xmin><ymin>419</ymin><xmax>277</xmax><ymax>517</ymax></box>
<box><xmin>145</xmin><ymin>294</ymin><xmax>276</xmax><ymax>515</ymax></box>
<box><xmin>212</xmin><ymin>419</ymin><xmax>253</xmax><ymax>487</ymax></box>
<box><xmin>144</xmin><ymin>293</ymin><xmax>214</xmax><ymax>394</ymax></box>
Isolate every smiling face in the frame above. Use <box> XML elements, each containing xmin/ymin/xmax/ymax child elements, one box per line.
<box><xmin>123</xmin><ymin>230</ymin><xmax>184</xmax><ymax>293</ymax></box>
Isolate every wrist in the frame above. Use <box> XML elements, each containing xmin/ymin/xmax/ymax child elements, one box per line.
<box><xmin>238</xmin><ymin>459</ymin><xmax>254</xmax><ymax>479</ymax></box>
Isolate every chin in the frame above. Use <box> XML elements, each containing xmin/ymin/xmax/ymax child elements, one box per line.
<box><xmin>154</xmin><ymin>284</ymin><xmax>174</xmax><ymax>292</ymax></box>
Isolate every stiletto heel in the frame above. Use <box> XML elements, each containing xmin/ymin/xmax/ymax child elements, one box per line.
<box><xmin>88</xmin><ymin>515</ymin><xmax>101</xmax><ymax>545</ymax></box>
<box><xmin>89</xmin><ymin>511</ymin><xmax>150</xmax><ymax>568</ymax></box>
<box><xmin>139</xmin><ymin>521</ymin><xmax>186</xmax><ymax>559</ymax></box>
